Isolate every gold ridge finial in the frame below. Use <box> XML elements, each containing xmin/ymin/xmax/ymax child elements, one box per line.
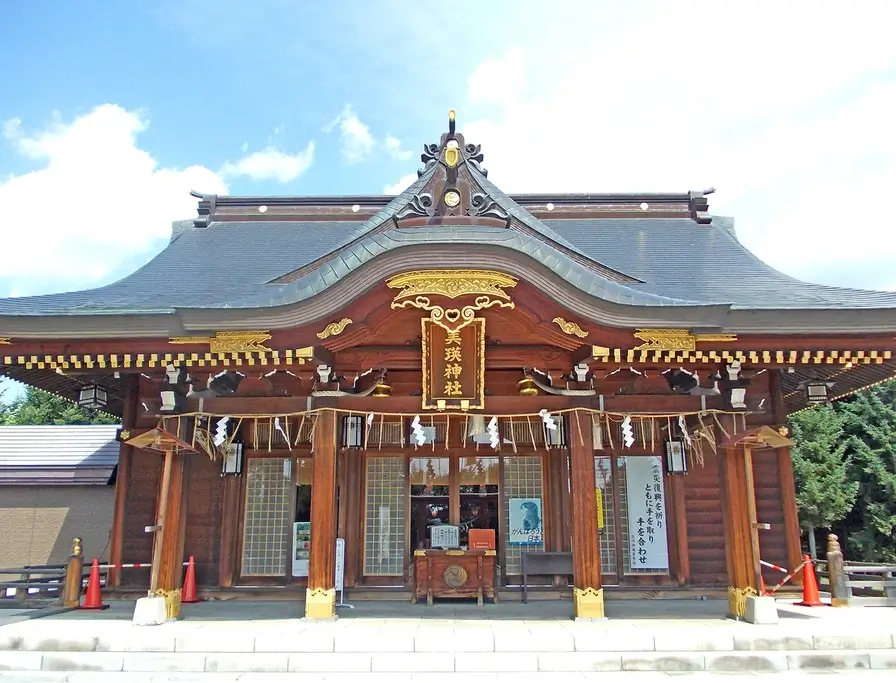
<box><xmin>448</xmin><ymin>109</ymin><xmax>456</xmax><ymax>135</ymax></box>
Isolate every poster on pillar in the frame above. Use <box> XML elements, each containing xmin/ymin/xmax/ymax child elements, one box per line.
<box><xmin>421</xmin><ymin>317</ymin><xmax>485</xmax><ymax>410</ymax></box>
<box><xmin>624</xmin><ymin>456</ymin><xmax>669</xmax><ymax>571</ymax></box>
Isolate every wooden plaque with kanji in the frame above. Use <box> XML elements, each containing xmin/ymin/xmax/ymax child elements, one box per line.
<box><xmin>421</xmin><ymin>317</ymin><xmax>485</xmax><ymax>410</ymax></box>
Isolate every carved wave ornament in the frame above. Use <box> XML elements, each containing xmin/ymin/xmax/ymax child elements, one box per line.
<box><xmin>386</xmin><ymin>270</ymin><xmax>517</xmax><ymax>333</ymax></box>
<box><xmin>634</xmin><ymin>328</ymin><xmax>737</xmax><ymax>352</ymax></box>
<box><xmin>552</xmin><ymin>317</ymin><xmax>588</xmax><ymax>338</ymax></box>
<box><xmin>316</xmin><ymin>318</ymin><xmax>353</xmax><ymax>340</ymax></box>
<box><xmin>169</xmin><ymin>330</ymin><xmax>273</xmax><ymax>354</ymax></box>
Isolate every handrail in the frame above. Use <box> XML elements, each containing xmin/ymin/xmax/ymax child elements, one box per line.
<box><xmin>826</xmin><ymin>534</ymin><xmax>896</xmax><ymax>608</ymax></box>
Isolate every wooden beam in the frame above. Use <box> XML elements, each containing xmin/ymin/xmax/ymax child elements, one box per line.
<box><xmin>306</xmin><ymin>409</ymin><xmax>338</xmax><ymax>620</ymax></box>
<box><xmin>108</xmin><ymin>375</ymin><xmax>138</xmax><ymax>589</ymax></box>
<box><xmin>776</xmin><ymin>446</ymin><xmax>803</xmax><ymax>584</ymax></box>
<box><xmin>148</xmin><ymin>449</ymin><xmax>188</xmax><ymax>619</ymax></box>
<box><xmin>568</xmin><ymin>406</ymin><xmax>604</xmax><ymax>619</ymax></box>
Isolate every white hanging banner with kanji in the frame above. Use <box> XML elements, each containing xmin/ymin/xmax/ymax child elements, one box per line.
<box><xmin>625</xmin><ymin>456</ymin><xmax>669</xmax><ymax>571</ymax></box>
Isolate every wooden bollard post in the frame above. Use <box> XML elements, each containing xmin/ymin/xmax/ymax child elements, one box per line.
<box><xmin>827</xmin><ymin>534</ymin><xmax>849</xmax><ymax>607</ymax></box>
<box><xmin>62</xmin><ymin>537</ymin><xmax>84</xmax><ymax>608</ymax></box>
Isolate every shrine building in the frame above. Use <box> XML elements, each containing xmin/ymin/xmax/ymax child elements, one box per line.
<box><xmin>1</xmin><ymin>112</ymin><xmax>895</xmax><ymax>621</ymax></box>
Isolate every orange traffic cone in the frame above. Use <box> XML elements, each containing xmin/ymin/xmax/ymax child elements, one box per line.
<box><xmin>760</xmin><ymin>574</ymin><xmax>767</xmax><ymax>596</ymax></box>
<box><xmin>795</xmin><ymin>554</ymin><xmax>825</xmax><ymax>607</ymax></box>
<box><xmin>81</xmin><ymin>558</ymin><xmax>109</xmax><ymax>610</ymax></box>
<box><xmin>181</xmin><ymin>556</ymin><xmax>199</xmax><ymax>604</ymax></box>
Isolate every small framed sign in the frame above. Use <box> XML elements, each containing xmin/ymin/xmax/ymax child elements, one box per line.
<box><xmin>664</xmin><ymin>440</ymin><xmax>687</xmax><ymax>475</ymax></box>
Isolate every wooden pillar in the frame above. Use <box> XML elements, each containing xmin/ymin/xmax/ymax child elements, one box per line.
<box><xmin>568</xmin><ymin>407</ymin><xmax>604</xmax><ymax>619</ymax></box>
<box><xmin>305</xmin><ymin>409</ymin><xmax>338</xmax><ymax>620</ymax></box>
<box><xmin>669</xmin><ymin>476</ymin><xmax>690</xmax><ymax>585</ymax></box>
<box><xmin>107</xmin><ymin>375</ymin><xmax>138</xmax><ymax>589</ymax></box>
<box><xmin>777</xmin><ymin>446</ymin><xmax>803</xmax><ymax>581</ymax></box>
<box><xmin>718</xmin><ymin>443</ymin><xmax>758</xmax><ymax>618</ymax></box>
<box><xmin>218</xmin><ymin>476</ymin><xmax>241</xmax><ymax>588</ymax></box>
<box><xmin>769</xmin><ymin>369</ymin><xmax>803</xmax><ymax>581</ymax></box>
<box><xmin>148</xmin><ymin>449</ymin><xmax>189</xmax><ymax>618</ymax></box>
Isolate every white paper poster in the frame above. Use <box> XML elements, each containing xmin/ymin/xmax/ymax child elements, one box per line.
<box><xmin>508</xmin><ymin>497</ymin><xmax>543</xmax><ymax>545</ymax></box>
<box><xmin>430</xmin><ymin>524</ymin><xmax>459</xmax><ymax>549</ymax></box>
<box><xmin>335</xmin><ymin>538</ymin><xmax>345</xmax><ymax>591</ymax></box>
<box><xmin>624</xmin><ymin>456</ymin><xmax>669</xmax><ymax>571</ymax></box>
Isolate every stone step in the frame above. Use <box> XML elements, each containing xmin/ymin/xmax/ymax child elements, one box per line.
<box><xmin>1</xmin><ymin>648</ymin><xmax>895</xmax><ymax>674</ymax></box>
<box><xmin>2</xmin><ymin>626</ymin><xmax>895</xmax><ymax>654</ymax></box>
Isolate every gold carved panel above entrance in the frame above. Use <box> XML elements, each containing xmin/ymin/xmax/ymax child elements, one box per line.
<box><xmin>422</xmin><ymin>317</ymin><xmax>485</xmax><ymax>411</ymax></box>
<box><xmin>387</xmin><ymin>270</ymin><xmax>517</xmax><ymax>302</ymax></box>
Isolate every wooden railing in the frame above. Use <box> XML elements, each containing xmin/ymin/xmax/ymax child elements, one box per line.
<box><xmin>821</xmin><ymin>534</ymin><xmax>896</xmax><ymax>608</ymax></box>
<box><xmin>0</xmin><ymin>537</ymin><xmax>95</xmax><ymax>608</ymax></box>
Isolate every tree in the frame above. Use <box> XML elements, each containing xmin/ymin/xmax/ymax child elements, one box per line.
<box><xmin>788</xmin><ymin>403</ymin><xmax>859</xmax><ymax>559</ymax></box>
<box><xmin>838</xmin><ymin>380</ymin><xmax>896</xmax><ymax>563</ymax></box>
<box><xmin>0</xmin><ymin>387</ymin><xmax>118</xmax><ymax>426</ymax></box>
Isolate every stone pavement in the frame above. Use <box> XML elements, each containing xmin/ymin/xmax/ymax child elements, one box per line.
<box><xmin>0</xmin><ymin>598</ymin><xmax>895</xmax><ymax>678</ymax></box>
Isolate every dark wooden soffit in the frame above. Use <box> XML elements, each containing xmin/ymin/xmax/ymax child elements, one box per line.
<box><xmin>782</xmin><ymin>359</ymin><xmax>896</xmax><ymax>416</ymax></box>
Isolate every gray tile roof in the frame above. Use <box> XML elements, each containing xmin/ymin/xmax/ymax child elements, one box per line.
<box><xmin>1</xmin><ymin>171</ymin><xmax>894</xmax><ymax>316</ymax></box>
<box><xmin>543</xmin><ymin>217</ymin><xmax>896</xmax><ymax>310</ymax></box>
<box><xmin>0</xmin><ymin>425</ymin><xmax>121</xmax><ymax>486</ymax></box>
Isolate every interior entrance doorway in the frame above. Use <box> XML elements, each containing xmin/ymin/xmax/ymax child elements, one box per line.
<box><xmin>409</xmin><ymin>455</ymin><xmax>500</xmax><ymax>551</ymax></box>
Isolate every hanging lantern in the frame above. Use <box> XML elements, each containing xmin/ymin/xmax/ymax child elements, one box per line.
<box><xmin>805</xmin><ymin>380</ymin><xmax>833</xmax><ymax>404</ymax></box>
<box><xmin>77</xmin><ymin>383</ymin><xmax>108</xmax><ymax>410</ymax></box>
<box><xmin>665</xmin><ymin>439</ymin><xmax>688</xmax><ymax>475</ymax></box>
<box><xmin>342</xmin><ymin>415</ymin><xmax>365</xmax><ymax>448</ymax></box>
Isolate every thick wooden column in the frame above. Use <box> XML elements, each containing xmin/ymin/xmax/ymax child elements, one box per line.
<box><xmin>149</xmin><ymin>450</ymin><xmax>189</xmax><ymax>615</ymax></box>
<box><xmin>718</xmin><ymin>443</ymin><xmax>759</xmax><ymax>618</ymax></box>
<box><xmin>306</xmin><ymin>409</ymin><xmax>338</xmax><ymax>620</ymax></box>
<box><xmin>768</xmin><ymin>369</ymin><xmax>803</xmax><ymax>582</ymax></box>
<box><xmin>777</xmin><ymin>446</ymin><xmax>803</xmax><ymax>580</ymax></box>
<box><xmin>568</xmin><ymin>408</ymin><xmax>604</xmax><ymax>619</ymax></box>
<box><xmin>108</xmin><ymin>375</ymin><xmax>138</xmax><ymax>589</ymax></box>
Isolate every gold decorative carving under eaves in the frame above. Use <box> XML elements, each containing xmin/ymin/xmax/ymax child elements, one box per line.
<box><xmin>634</xmin><ymin>328</ymin><xmax>737</xmax><ymax>352</ymax></box>
<box><xmin>386</xmin><ymin>270</ymin><xmax>517</xmax><ymax>301</ymax></box>
<box><xmin>0</xmin><ymin>337</ymin><xmax>11</xmax><ymax>345</ymax></box>
<box><xmin>387</xmin><ymin>270</ymin><xmax>516</xmax><ymax>334</ymax></box>
<box><xmin>316</xmin><ymin>318</ymin><xmax>353</xmax><ymax>339</ymax></box>
<box><xmin>552</xmin><ymin>317</ymin><xmax>588</xmax><ymax>338</ymax></box>
<box><xmin>169</xmin><ymin>330</ymin><xmax>272</xmax><ymax>354</ymax></box>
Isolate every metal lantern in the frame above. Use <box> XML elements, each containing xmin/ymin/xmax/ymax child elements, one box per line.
<box><xmin>77</xmin><ymin>383</ymin><xmax>108</xmax><ymax>410</ymax></box>
<box><xmin>665</xmin><ymin>439</ymin><xmax>688</xmax><ymax>475</ymax></box>
<box><xmin>222</xmin><ymin>441</ymin><xmax>244</xmax><ymax>475</ymax></box>
<box><xmin>342</xmin><ymin>415</ymin><xmax>365</xmax><ymax>448</ymax></box>
<box><xmin>805</xmin><ymin>380</ymin><xmax>833</xmax><ymax>404</ymax></box>
<box><xmin>545</xmin><ymin>416</ymin><xmax>567</xmax><ymax>448</ymax></box>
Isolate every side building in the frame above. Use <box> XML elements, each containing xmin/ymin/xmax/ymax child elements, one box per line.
<box><xmin>1</xmin><ymin>114</ymin><xmax>894</xmax><ymax>619</ymax></box>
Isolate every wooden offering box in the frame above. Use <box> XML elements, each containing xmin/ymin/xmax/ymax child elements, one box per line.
<box><xmin>412</xmin><ymin>549</ymin><xmax>499</xmax><ymax>606</ymax></box>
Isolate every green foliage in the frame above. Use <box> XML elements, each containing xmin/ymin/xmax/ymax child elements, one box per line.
<box><xmin>0</xmin><ymin>387</ymin><xmax>118</xmax><ymax>426</ymax></box>
<box><xmin>788</xmin><ymin>404</ymin><xmax>858</xmax><ymax>530</ymax></box>
<box><xmin>789</xmin><ymin>379</ymin><xmax>896</xmax><ymax>564</ymax></box>
<box><xmin>839</xmin><ymin>380</ymin><xmax>896</xmax><ymax>563</ymax></box>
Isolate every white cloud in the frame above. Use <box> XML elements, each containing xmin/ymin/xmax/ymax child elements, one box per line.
<box><xmin>0</xmin><ymin>105</ymin><xmax>227</xmax><ymax>296</ymax></box>
<box><xmin>384</xmin><ymin>173</ymin><xmax>417</xmax><ymax>195</ymax></box>
<box><xmin>220</xmin><ymin>142</ymin><xmax>315</xmax><ymax>183</ymax></box>
<box><xmin>384</xmin><ymin>134</ymin><xmax>412</xmax><ymax>161</ymax></box>
<box><xmin>323</xmin><ymin>105</ymin><xmax>375</xmax><ymax>165</ymax></box>
<box><xmin>452</xmin><ymin>2</ymin><xmax>896</xmax><ymax>291</ymax></box>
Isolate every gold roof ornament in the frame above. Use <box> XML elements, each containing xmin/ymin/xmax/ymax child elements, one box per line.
<box><xmin>169</xmin><ymin>330</ymin><xmax>272</xmax><ymax>354</ymax></box>
<box><xmin>387</xmin><ymin>270</ymin><xmax>517</xmax><ymax>301</ymax></box>
<box><xmin>633</xmin><ymin>328</ymin><xmax>737</xmax><ymax>352</ymax></box>
<box><xmin>316</xmin><ymin>318</ymin><xmax>353</xmax><ymax>340</ymax></box>
<box><xmin>552</xmin><ymin>317</ymin><xmax>588</xmax><ymax>338</ymax></box>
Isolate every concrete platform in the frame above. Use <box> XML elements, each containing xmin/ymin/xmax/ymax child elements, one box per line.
<box><xmin>0</xmin><ymin>599</ymin><xmax>894</xmax><ymax>677</ymax></box>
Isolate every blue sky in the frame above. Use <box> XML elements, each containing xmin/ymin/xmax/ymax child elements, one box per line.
<box><xmin>1</xmin><ymin>0</ymin><xmax>895</xmax><ymax>400</ymax></box>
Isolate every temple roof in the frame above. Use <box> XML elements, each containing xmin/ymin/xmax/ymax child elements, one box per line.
<box><xmin>1</xmin><ymin>113</ymin><xmax>895</xmax><ymax>334</ymax></box>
